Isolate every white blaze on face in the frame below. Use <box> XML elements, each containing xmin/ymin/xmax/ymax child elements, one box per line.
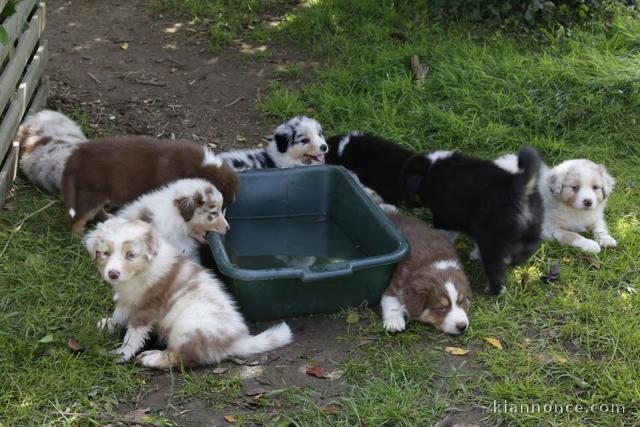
<box><xmin>440</xmin><ymin>281</ymin><xmax>469</xmax><ymax>335</ymax></box>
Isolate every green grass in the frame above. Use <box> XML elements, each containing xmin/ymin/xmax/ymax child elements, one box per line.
<box><xmin>3</xmin><ymin>1</ymin><xmax>640</xmax><ymax>425</ymax></box>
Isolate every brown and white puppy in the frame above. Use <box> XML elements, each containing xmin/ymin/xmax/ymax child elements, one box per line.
<box><xmin>496</xmin><ymin>156</ymin><xmax>616</xmax><ymax>253</ymax></box>
<box><xmin>18</xmin><ymin>110</ymin><xmax>87</xmax><ymax>194</ymax></box>
<box><xmin>84</xmin><ymin>218</ymin><xmax>292</xmax><ymax>369</ymax></box>
<box><xmin>381</xmin><ymin>208</ymin><xmax>471</xmax><ymax>334</ymax></box>
<box><xmin>116</xmin><ymin>178</ymin><xmax>229</xmax><ymax>258</ymax></box>
<box><xmin>61</xmin><ymin>136</ymin><xmax>239</xmax><ymax>234</ymax></box>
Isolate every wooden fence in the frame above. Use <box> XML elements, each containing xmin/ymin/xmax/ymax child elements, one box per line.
<box><xmin>0</xmin><ymin>0</ymin><xmax>48</xmax><ymax>208</ymax></box>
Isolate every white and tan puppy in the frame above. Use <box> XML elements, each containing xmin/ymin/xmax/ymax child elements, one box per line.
<box><xmin>18</xmin><ymin>110</ymin><xmax>87</xmax><ymax>193</ymax></box>
<box><xmin>495</xmin><ymin>155</ymin><xmax>616</xmax><ymax>253</ymax></box>
<box><xmin>117</xmin><ymin>178</ymin><xmax>229</xmax><ymax>258</ymax></box>
<box><xmin>84</xmin><ymin>218</ymin><xmax>292</xmax><ymax>369</ymax></box>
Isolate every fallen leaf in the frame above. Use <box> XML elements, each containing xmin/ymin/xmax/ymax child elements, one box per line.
<box><xmin>120</xmin><ymin>42</ymin><xmax>129</xmax><ymax>50</ymax></box>
<box><xmin>484</xmin><ymin>337</ymin><xmax>503</xmax><ymax>350</ymax></box>
<box><xmin>306</xmin><ymin>107</ymin><xmax>317</xmax><ymax>113</ymax></box>
<box><xmin>236</xmin><ymin>134</ymin><xmax>246</xmax><ymax>143</ymax></box>
<box><xmin>346</xmin><ymin>312</ymin><xmax>360</xmax><ymax>324</ymax></box>
<box><xmin>542</xmin><ymin>264</ymin><xmax>560</xmax><ymax>283</ymax></box>
<box><xmin>444</xmin><ymin>346</ymin><xmax>471</xmax><ymax>356</ymax></box>
<box><xmin>306</xmin><ymin>365</ymin><xmax>327</xmax><ymax>379</ymax></box>
<box><xmin>454</xmin><ymin>241</ymin><xmax>467</xmax><ymax>249</ymax></box>
<box><xmin>67</xmin><ymin>338</ymin><xmax>83</xmax><ymax>352</ymax></box>
<box><xmin>244</xmin><ymin>386</ymin><xmax>266</xmax><ymax>396</ymax></box>
<box><xmin>122</xmin><ymin>408</ymin><xmax>150</xmax><ymax>424</ymax></box>
<box><xmin>212</xmin><ymin>367</ymin><xmax>228</xmax><ymax>374</ymax></box>
<box><xmin>255</xmin><ymin>376</ymin><xmax>273</xmax><ymax>386</ymax></box>
<box><xmin>247</xmin><ymin>354</ymin><xmax>270</xmax><ymax>366</ymax></box>
<box><xmin>556</xmin><ymin>356</ymin><xmax>568</xmax><ymax>364</ymax></box>
<box><xmin>577</xmin><ymin>254</ymin><xmax>601</xmax><ymax>270</ymax></box>
<box><xmin>322</xmin><ymin>405</ymin><xmax>339</xmax><ymax>415</ymax></box>
<box><xmin>562</xmin><ymin>257</ymin><xmax>572</xmax><ymax>264</ymax></box>
<box><xmin>230</xmin><ymin>358</ymin><xmax>246</xmax><ymax>365</ymax></box>
<box><xmin>326</xmin><ymin>368</ymin><xmax>345</xmax><ymax>381</ymax></box>
<box><xmin>523</xmin><ymin>338</ymin><xmax>532</xmax><ymax>347</ymax></box>
<box><xmin>224</xmin><ymin>415</ymin><xmax>237</xmax><ymax>423</ymax></box>
<box><xmin>39</xmin><ymin>334</ymin><xmax>54</xmax><ymax>344</ymax></box>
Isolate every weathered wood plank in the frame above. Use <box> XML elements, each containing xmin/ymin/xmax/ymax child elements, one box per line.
<box><xmin>0</xmin><ymin>4</ymin><xmax>44</xmax><ymax>114</ymax></box>
<box><xmin>27</xmin><ymin>76</ymin><xmax>49</xmax><ymax>115</ymax></box>
<box><xmin>0</xmin><ymin>41</ymin><xmax>47</xmax><ymax>160</ymax></box>
<box><xmin>0</xmin><ymin>141</ymin><xmax>18</xmax><ymax>209</ymax></box>
<box><xmin>0</xmin><ymin>0</ymin><xmax>38</xmax><ymax>66</ymax></box>
<box><xmin>0</xmin><ymin>1</ymin><xmax>10</xmax><ymax>15</ymax></box>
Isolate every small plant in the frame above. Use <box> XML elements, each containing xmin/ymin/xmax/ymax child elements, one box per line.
<box><xmin>0</xmin><ymin>0</ymin><xmax>17</xmax><ymax>45</ymax></box>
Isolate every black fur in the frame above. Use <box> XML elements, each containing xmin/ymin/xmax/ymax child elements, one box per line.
<box><xmin>327</xmin><ymin>132</ymin><xmax>544</xmax><ymax>295</ymax></box>
<box><xmin>326</xmin><ymin>132</ymin><xmax>414</xmax><ymax>203</ymax></box>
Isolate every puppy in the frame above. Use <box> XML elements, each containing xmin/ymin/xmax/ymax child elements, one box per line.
<box><xmin>117</xmin><ymin>178</ymin><xmax>229</xmax><ymax>258</ymax></box>
<box><xmin>326</xmin><ymin>132</ymin><xmax>414</xmax><ymax>203</ymax></box>
<box><xmin>18</xmin><ymin>110</ymin><xmax>87</xmax><ymax>193</ymax></box>
<box><xmin>495</xmin><ymin>156</ymin><xmax>616</xmax><ymax>253</ymax></box>
<box><xmin>62</xmin><ymin>136</ymin><xmax>239</xmax><ymax>234</ymax></box>
<box><xmin>327</xmin><ymin>132</ymin><xmax>543</xmax><ymax>294</ymax></box>
<box><xmin>84</xmin><ymin>218</ymin><xmax>293</xmax><ymax>369</ymax></box>
<box><xmin>381</xmin><ymin>208</ymin><xmax>471</xmax><ymax>334</ymax></box>
<box><xmin>219</xmin><ymin>116</ymin><xmax>328</xmax><ymax>171</ymax></box>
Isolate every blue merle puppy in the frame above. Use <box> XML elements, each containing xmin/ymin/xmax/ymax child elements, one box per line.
<box><xmin>219</xmin><ymin>117</ymin><xmax>328</xmax><ymax>171</ymax></box>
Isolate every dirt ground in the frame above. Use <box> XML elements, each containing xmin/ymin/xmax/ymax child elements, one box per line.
<box><xmin>45</xmin><ymin>1</ymin><xmax>485</xmax><ymax>425</ymax></box>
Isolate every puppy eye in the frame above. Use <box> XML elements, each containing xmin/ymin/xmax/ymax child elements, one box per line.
<box><xmin>101</xmin><ymin>251</ymin><xmax>110</xmax><ymax>257</ymax></box>
<box><xmin>209</xmin><ymin>212</ymin><xmax>218</xmax><ymax>220</ymax></box>
<box><xmin>571</xmin><ymin>185</ymin><xmax>579</xmax><ymax>192</ymax></box>
<box><xmin>592</xmin><ymin>185</ymin><xmax>600</xmax><ymax>190</ymax></box>
<box><xmin>126</xmin><ymin>251</ymin><xmax>136</xmax><ymax>260</ymax></box>
<box><xmin>300</xmin><ymin>137</ymin><xmax>310</xmax><ymax>144</ymax></box>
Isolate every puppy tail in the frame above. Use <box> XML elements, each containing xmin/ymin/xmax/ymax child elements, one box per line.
<box><xmin>61</xmin><ymin>166</ymin><xmax>77</xmax><ymax>219</ymax></box>
<box><xmin>229</xmin><ymin>322</ymin><xmax>293</xmax><ymax>357</ymax></box>
<box><xmin>512</xmin><ymin>146</ymin><xmax>542</xmax><ymax>197</ymax></box>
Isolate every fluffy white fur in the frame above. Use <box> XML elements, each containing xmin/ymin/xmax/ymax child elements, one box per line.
<box><xmin>85</xmin><ymin>218</ymin><xmax>292</xmax><ymax>369</ymax></box>
<box><xmin>116</xmin><ymin>178</ymin><xmax>228</xmax><ymax>258</ymax></box>
<box><xmin>219</xmin><ymin>116</ymin><xmax>327</xmax><ymax>171</ymax></box>
<box><xmin>18</xmin><ymin>110</ymin><xmax>87</xmax><ymax>193</ymax></box>
<box><xmin>495</xmin><ymin>154</ymin><xmax>616</xmax><ymax>253</ymax></box>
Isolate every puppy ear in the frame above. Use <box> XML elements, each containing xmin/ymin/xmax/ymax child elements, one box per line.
<box><xmin>402</xmin><ymin>154</ymin><xmax>430</xmax><ymax>202</ymax></box>
<box><xmin>274</xmin><ymin>125</ymin><xmax>293</xmax><ymax>153</ymax></box>
<box><xmin>599</xmin><ymin>165</ymin><xmax>615</xmax><ymax>198</ymax></box>
<box><xmin>143</xmin><ymin>227</ymin><xmax>160</xmax><ymax>260</ymax></box>
<box><xmin>83</xmin><ymin>228</ymin><xmax>100</xmax><ymax>260</ymax></box>
<box><xmin>404</xmin><ymin>278</ymin><xmax>433</xmax><ymax>318</ymax></box>
<box><xmin>547</xmin><ymin>168</ymin><xmax>565</xmax><ymax>196</ymax></box>
<box><xmin>175</xmin><ymin>196</ymin><xmax>196</xmax><ymax>222</ymax></box>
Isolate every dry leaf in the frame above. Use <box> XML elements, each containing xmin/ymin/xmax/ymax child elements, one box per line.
<box><xmin>306</xmin><ymin>365</ymin><xmax>327</xmax><ymax>379</ymax></box>
<box><xmin>255</xmin><ymin>376</ymin><xmax>273</xmax><ymax>386</ymax></box>
<box><xmin>444</xmin><ymin>346</ymin><xmax>471</xmax><ymax>356</ymax></box>
<box><xmin>120</xmin><ymin>42</ymin><xmax>129</xmax><ymax>50</ymax></box>
<box><xmin>454</xmin><ymin>241</ymin><xmax>467</xmax><ymax>249</ymax></box>
<box><xmin>224</xmin><ymin>415</ymin><xmax>237</xmax><ymax>423</ymax></box>
<box><xmin>484</xmin><ymin>337</ymin><xmax>503</xmax><ymax>350</ymax></box>
<box><xmin>39</xmin><ymin>334</ymin><xmax>54</xmax><ymax>344</ymax></box>
<box><xmin>67</xmin><ymin>338</ymin><xmax>83</xmax><ymax>352</ymax></box>
<box><xmin>556</xmin><ymin>356</ymin><xmax>568</xmax><ymax>364</ymax></box>
<box><xmin>523</xmin><ymin>338</ymin><xmax>532</xmax><ymax>347</ymax></box>
<box><xmin>236</xmin><ymin>134</ymin><xmax>246</xmax><ymax>143</ymax></box>
<box><xmin>244</xmin><ymin>386</ymin><xmax>266</xmax><ymax>396</ymax></box>
<box><xmin>122</xmin><ymin>408</ymin><xmax>150</xmax><ymax>424</ymax></box>
<box><xmin>322</xmin><ymin>405</ymin><xmax>339</xmax><ymax>415</ymax></box>
<box><xmin>577</xmin><ymin>254</ymin><xmax>601</xmax><ymax>270</ymax></box>
<box><xmin>212</xmin><ymin>367</ymin><xmax>228</xmax><ymax>374</ymax></box>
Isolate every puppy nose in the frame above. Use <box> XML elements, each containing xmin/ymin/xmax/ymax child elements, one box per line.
<box><xmin>108</xmin><ymin>270</ymin><xmax>120</xmax><ymax>280</ymax></box>
<box><xmin>456</xmin><ymin>322</ymin><xmax>468</xmax><ymax>332</ymax></box>
<box><xmin>320</xmin><ymin>143</ymin><xmax>328</xmax><ymax>153</ymax></box>
<box><xmin>583</xmin><ymin>199</ymin><xmax>593</xmax><ymax>207</ymax></box>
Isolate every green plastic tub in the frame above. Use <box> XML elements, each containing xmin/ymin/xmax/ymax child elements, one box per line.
<box><xmin>206</xmin><ymin>165</ymin><xmax>409</xmax><ymax>321</ymax></box>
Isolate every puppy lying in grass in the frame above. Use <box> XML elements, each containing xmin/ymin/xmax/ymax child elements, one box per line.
<box><xmin>495</xmin><ymin>155</ymin><xmax>616</xmax><ymax>253</ymax></box>
<box><xmin>62</xmin><ymin>136</ymin><xmax>239</xmax><ymax>234</ymax></box>
<box><xmin>85</xmin><ymin>218</ymin><xmax>292</xmax><ymax>369</ymax></box>
<box><xmin>117</xmin><ymin>178</ymin><xmax>229</xmax><ymax>258</ymax></box>
<box><xmin>219</xmin><ymin>116</ymin><xmax>328</xmax><ymax>170</ymax></box>
<box><xmin>381</xmin><ymin>206</ymin><xmax>471</xmax><ymax>335</ymax></box>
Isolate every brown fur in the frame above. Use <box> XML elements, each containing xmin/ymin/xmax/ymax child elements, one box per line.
<box><xmin>61</xmin><ymin>136</ymin><xmax>239</xmax><ymax>233</ymax></box>
<box><xmin>385</xmin><ymin>212</ymin><xmax>471</xmax><ymax>329</ymax></box>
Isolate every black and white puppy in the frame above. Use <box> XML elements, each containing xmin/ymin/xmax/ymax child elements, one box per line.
<box><xmin>326</xmin><ymin>132</ymin><xmax>414</xmax><ymax>203</ymax></box>
<box><xmin>327</xmin><ymin>132</ymin><xmax>544</xmax><ymax>295</ymax></box>
<box><xmin>219</xmin><ymin>116</ymin><xmax>328</xmax><ymax>171</ymax></box>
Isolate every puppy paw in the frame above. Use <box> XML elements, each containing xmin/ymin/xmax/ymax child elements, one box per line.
<box><xmin>110</xmin><ymin>348</ymin><xmax>131</xmax><ymax>364</ymax></box>
<box><xmin>577</xmin><ymin>238</ymin><xmax>601</xmax><ymax>253</ymax></box>
<box><xmin>484</xmin><ymin>284</ymin><xmax>506</xmax><ymax>296</ymax></box>
<box><xmin>383</xmin><ymin>316</ymin><xmax>406</xmax><ymax>333</ymax></box>
<box><xmin>137</xmin><ymin>350</ymin><xmax>166</xmax><ymax>368</ymax></box>
<box><xmin>469</xmin><ymin>246</ymin><xmax>482</xmax><ymax>261</ymax></box>
<box><xmin>597</xmin><ymin>235</ymin><xmax>617</xmax><ymax>248</ymax></box>
<box><xmin>97</xmin><ymin>317</ymin><xmax>116</xmax><ymax>333</ymax></box>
